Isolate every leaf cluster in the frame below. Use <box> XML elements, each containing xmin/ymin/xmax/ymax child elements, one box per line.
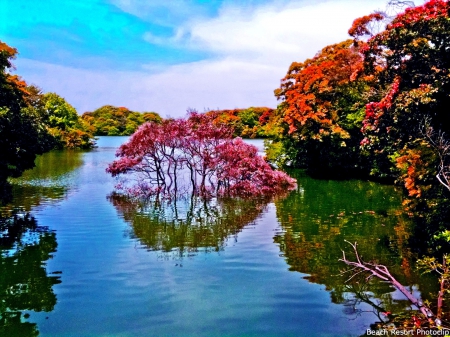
<box><xmin>272</xmin><ymin>39</ymin><xmax>372</xmax><ymax>177</ymax></box>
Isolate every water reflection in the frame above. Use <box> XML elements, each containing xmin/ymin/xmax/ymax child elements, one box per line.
<box><xmin>109</xmin><ymin>194</ymin><xmax>270</xmax><ymax>257</ymax></box>
<box><xmin>273</xmin><ymin>170</ymin><xmax>429</xmax><ymax>324</ymax></box>
<box><xmin>15</xmin><ymin>149</ymin><xmax>83</xmax><ymax>183</ymax></box>
<box><xmin>0</xmin><ymin>150</ymin><xmax>83</xmax><ymax>336</ymax></box>
<box><xmin>0</xmin><ymin>212</ymin><xmax>61</xmax><ymax>337</ymax></box>
<box><xmin>7</xmin><ymin>150</ymin><xmax>84</xmax><ymax>211</ymax></box>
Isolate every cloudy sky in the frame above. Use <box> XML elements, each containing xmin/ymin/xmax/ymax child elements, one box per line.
<box><xmin>0</xmin><ymin>0</ymin><xmax>414</xmax><ymax>117</ymax></box>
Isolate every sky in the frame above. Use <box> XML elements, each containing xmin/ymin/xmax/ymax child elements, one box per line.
<box><xmin>0</xmin><ymin>0</ymin><xmax>416</xmax><ymax>117</ymax></box>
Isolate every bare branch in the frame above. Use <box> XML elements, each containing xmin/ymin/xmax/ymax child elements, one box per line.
<box><xmin>340</xmin><ymin>240</ymin><xmax>436</xmax><ymax>322</ymax></box>
<box><xmin>421</xmin><ymin>117</ymin><xmax>450</xmax><ymax>192</ymax></box>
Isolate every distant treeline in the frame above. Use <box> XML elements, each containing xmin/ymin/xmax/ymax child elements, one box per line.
<box><xmin>82</xmin><ymin>106</ymin><xmax>162</xmax><ymax>136</ymax></box>
<box><xmin>80</xmin><ymin>106</ymin><xmax>274</xmax><ymax>138</ymax></box>
<box><xmin>205</xmin><ymin>107</ymin><xmax>274</xmax><ymax>138</ymax></box>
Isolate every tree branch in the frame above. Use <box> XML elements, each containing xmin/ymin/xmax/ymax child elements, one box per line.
<box><xmin>339</xmin><ymin>240</ymin><xmax>435</xmax><ymax>322</ymax></box>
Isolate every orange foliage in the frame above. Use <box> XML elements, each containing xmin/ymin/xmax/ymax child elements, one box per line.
<box><xmin>275</xmin><ymin>40</ymin><xmax>364</xmax><ymax>139</ymax></box>
<box><xmin>396</xmin><ymin>148</ymin><xmax>432</xmax><ymax>199</ymax></box>
<box><xmin>348</xmin><ymin>13</ymin><xmax>385</xmax><ymax>39</ymax></box>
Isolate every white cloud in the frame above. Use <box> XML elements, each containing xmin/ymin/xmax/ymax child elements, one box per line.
<box><xmin>16</xmin><ymin>0</ymin><xmax>390</xmax><ymax>118</ymax></box>
<box><xmin>183</xmin><ymin>0</ymin><xmax>385</xmax><ymax>66</ymax></box>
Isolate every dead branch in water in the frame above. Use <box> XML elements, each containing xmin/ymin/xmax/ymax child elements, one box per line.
<box><xmin>339</xmin><ymin>240</ymin><xmax>438</xmax><ymax>325</ymax></box>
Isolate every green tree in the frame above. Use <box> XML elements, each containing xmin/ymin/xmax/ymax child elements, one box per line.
<box><xmin>0</xmin><ymin>41</ymin><xmax>53</xmax><ymax>203</ymax></box>
<box><xmin>82</xmin><ymin>105</ymin><xmax>162</xmax><ymax>136</ymax></box>
<box><xmin>41</xmin><ymin>92</ymin><xmax>94</xmax><ymax>149</ymax></box>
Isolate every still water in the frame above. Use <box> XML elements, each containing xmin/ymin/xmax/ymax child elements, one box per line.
<box><xmin>1</xmin><ymin>137</ymin><xmax>420</xmax><ymax>336</ymax></box>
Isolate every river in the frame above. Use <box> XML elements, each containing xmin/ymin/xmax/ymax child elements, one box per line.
<box><xmin>0</xmin><ymin>137</ymin><xmax>425</xmax><ymax>337</ymax></box>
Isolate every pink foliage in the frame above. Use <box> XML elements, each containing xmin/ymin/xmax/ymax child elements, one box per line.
<box><xmin>107</xmin><ymin>111</ymin><xmax>296</xmax><ymax>198</ymax></box>
<box><xmin>215</xmin><ymin>138</ymin><xmax>296</xmax><ymax>197</ymax></box>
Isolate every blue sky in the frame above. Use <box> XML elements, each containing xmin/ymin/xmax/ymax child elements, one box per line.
<box><xmin>0</xmin><ymin>0</ymin><xmax>412</xmax><ymax>117</ymax></box>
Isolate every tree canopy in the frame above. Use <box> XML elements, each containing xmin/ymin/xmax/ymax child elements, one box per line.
<box><xmin>272</xmin><ymin>39</ymin><xmax>371</xmax><ymax>176</ymax></box>
<box><xmin>82</xmin><ymin>105</ymin><xmax>162</xmax><ymax>136</ymax></box>
<box><xmin>0</xmin><ymin>40</ymin><xmax>95</xmax><ymax>202</ymax></box>
<box><xmin>356</xmin><ymin>0</ymin><xmax>450</xmax><ymax>246</ymax></box>
<box><xmin>0</xmin><ymin>42</ymin><xmax>53</xmax><ymax>202</ymax></box>
<box><xmin>107</xmin><ymin>111</ymin><xmax>296</xmax><ymax>198</ymax></box>
<box><xmin>205</xmin><ymin>107</ymin><xmax>274</xmax><ymax>138</ymax></box>
<box><xmin>267</xmin><ymin>0</ymin><xmax>450</xmax><ymax>251</ymax></box>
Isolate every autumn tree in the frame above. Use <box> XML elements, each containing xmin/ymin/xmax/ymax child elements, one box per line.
<box><xmin>205</xmin><ymin>107</ymin><xmax>273</xmax><ymax>138</ymax></box>
<box><xmin>274</xmin><ymin>39</ymin><xmax>371</xmax><ymax>177</ymax></box>
<box><xmin>0</xmin><ymin>41</ymin><xmax>54</xmax><ymax>202</ymax></box>
<box><xmin>355</xmin><ymin>0</ymin><xmax>450</xmax><ymax>243</ymax></box>
<box><xmin>107</xmin><ymin>111</ymin><xmax>296</xmax><ymax>198</ymax></box>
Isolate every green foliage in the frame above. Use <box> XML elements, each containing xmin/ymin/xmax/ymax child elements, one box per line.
<box><xmin>40</xmin><ymin>92</ymin><xmax>94</xmax><ymax>149</ymax></box>
<box><xmin>263</xmin><ymin>140</ymin><xmax>288</xmax><ymax>167</ymax></box>
<box><xmin>43</xmin><ymin>92</ymin><xmax>78</xmax><ymax>130</ymax></box>
<box><xmin>0</xmin><ymin>42</ymin><xmax>54</xmax><ymax>203</ymax></box>
<box><xmin>82</xmin><ymin>105</ymin><xmax>162</xmax><ymax>136</ymax></box>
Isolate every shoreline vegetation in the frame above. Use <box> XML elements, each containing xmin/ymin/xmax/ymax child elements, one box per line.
<box><xmin>2</xmin><ymin>0</ymin><xmax>450</xmax><ymax>332</ymax></box>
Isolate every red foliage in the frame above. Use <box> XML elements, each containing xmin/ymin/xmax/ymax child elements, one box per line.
<box><xmin>348</xmin><ymin>13</ymin><xmax>385</xmax><ymax>39</ymax></box>
<box><xmin>361</xmin><ymin>77</ymin><xmax>400</xmax><ymax>146</ymax></box>
<box><xmin>258</xmin><ymin>109</ymin><xmax>272</xmax><ymax>125</ymax></box>
<box><xmin>359</xmin><ymin>0</ymin><xmax>450</xmax><ymax>155</ymax></box>
<box><xmin>107</xmin><ymin>111</ymin><xmax>296</xmax><ymax>198</ymax></box>
<box><xmin>387</xmin><ymin>0</ymin><xmax>448</xmax><ymax>29</ymax></box>
<box><xmin>215</xmin><ymin>138</ymin><xmax>296</xmax><ymax>197</ymax></box>
<box><xmin>275</xmin><ymin>40</ymin><xmax>364</xmax><ymax>138</ymax></box>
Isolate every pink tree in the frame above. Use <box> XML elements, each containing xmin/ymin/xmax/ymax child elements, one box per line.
<box><xmin>107</xmin><ymin>111</ymin><xmax>296</xmax><ymax>198</ymax></box>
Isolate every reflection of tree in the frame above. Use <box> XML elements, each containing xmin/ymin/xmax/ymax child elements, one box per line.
<box><xmin>273</xmin><ymin>170</ymin><xmax>434</xmax><ymax>321</ymax></box>
<box><xmin>0</xmin><ymin>212</ymin><xmax>61</xmax><ymax>337</ymax></box>
<box><xmin>12</xmin><ymin>149</ymin><xmax>83</xmax><ymax>184</ymax></box>
<box><xmin>109</xmin><ymin>194</ymin><xmax>269</xmax><ymax>256</ymax></box>
<box><xmin>6</xmin><ymin>149</ymin><xmax>84</xmax><ymax>211</ymax></box>
<box><xmin>0</xmin><ymin>148</ymin><xmax>76</xmax><ymax>335</ymax></box>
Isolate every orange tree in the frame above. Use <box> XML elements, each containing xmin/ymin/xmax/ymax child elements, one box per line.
<box><xmin>274</xmin><ymin>39</ymin><xmax>371</xmax><ymax>177</ymax></box>
<box><xmin>355</xmin><ymin>0</ymin><xmax>450</xmax><ymax>248</ymax></box>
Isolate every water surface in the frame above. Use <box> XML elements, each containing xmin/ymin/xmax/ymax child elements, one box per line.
<box><xmin>0</xmin><ymin>137</ymin><xmax>422</xmax><ymax>336</ymax></box>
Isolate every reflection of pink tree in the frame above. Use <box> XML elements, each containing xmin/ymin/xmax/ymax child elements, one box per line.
<box><xmin>107</xmin><ymin>111</ymin><xmax>296</xmax><ymax>198</ymax></box>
